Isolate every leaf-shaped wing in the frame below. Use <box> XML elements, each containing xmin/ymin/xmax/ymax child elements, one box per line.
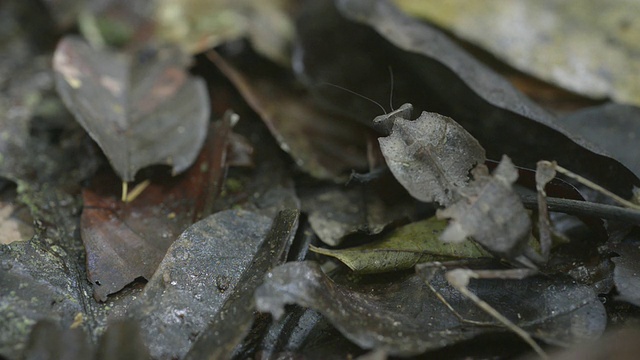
<box><xmin>378</xmin><ymin>110</ymin><xmax>485</xmax><ymax>206</ymax></box>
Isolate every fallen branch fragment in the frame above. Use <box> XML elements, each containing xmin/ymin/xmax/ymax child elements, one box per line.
<box><xmin>519</xmin><ymin>194</ymin><xmax>640</xmax><ymax>225</ymax></box>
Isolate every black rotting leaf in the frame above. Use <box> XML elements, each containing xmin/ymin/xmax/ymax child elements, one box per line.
<box><xmin>53</xmin><ymin>36</ymin><xmax>210</xmax><ymax>182</ymax></box>
<box><xmin>127</xmin><ymin>209</ymin><xmax>274</xmax><ymax>360</ymax></box>
<box><xmin>560</xmin><ymin>103</ymin><xmax>640</xmax><ymax>179</ymax></box>
<box><xmin>415</xmin><ymin>264</ymin><xmax>607</xmax><ymax>348</ymax></box>
<box><xmin>255</xmin><ymin>261</ymin><xmax>605</xmax><ymax>355</ymax></box>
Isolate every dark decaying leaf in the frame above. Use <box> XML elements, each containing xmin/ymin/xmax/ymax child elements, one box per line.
<box><xmin>535</xmin><ymin>328</ymin><xmax>640</xmax><ymax>360</ymax></box>
<box><xmin>560</xmin><ymin>103</ymin><xmax>640</xmax><ymax>179</ymax></box>
<box><xmin>299</xmin><ymin>176</ymin><xmax>416</xmax><ymax>246</ymax></box>
<box><xmin>255</xmin><ymin>261</ymin><xmax>605</xmax><ymax>356</ymax></box>
<box><xmin>208</xmin><ymin>50</ymin><xmax>369</xmax><ymax>182</ymax></box>
<box><xmin>377</xmin><ymin>106</ymin><xmax>486</xmax><ymax>206</ymax></box>
<box><xmin>415</xmin><ymin>265</ymin><xmax>607</xmax><ymax>348</ymax></box>
<box><xmin>23</xmin><ymin>321</ymin><xmax>92</xmax><ymax>360</ymax></box>
<box><xmin>126</xmin><ymin>209</ymin><xmax>273</xmax><ymax>360</ymax></box>
<box><xmin>437</xmin><ymin>156</ymin><xmax>532</xmax><ymax>261</ymax></box>
<box><xmin>296</xmin><ymin>0</ymin><xmax>640</xmax><ymax>198</ymax></box>
<box><xmin>0</xmin><ymin>241</ymin><xmax>85</xmax><ymax>358</ymax></box>
<box><xmin>184</xmin><ymin>209</ymin><xmax>299</xmax><ymax>360</ymax></box>
<box><xmin>53</xmin><ymin>35</ymin><xmax>210</xmax><ymax>182</ymax></box>
<box><xmin>23</xmin><ymin>319</ymin><xmax>150</xmax><ymax>360</ymax></box>
<box><xmin>609</xmin><ymin>241</ymin><xmax>640</xmax><ymax>307</ymax></box>
<box><xmin>81</xmin><ymin>118</ymin><xmax>240</xmax><ymax>302</ymax></box>
<box><xmin>311</xmin><ymin>216</ymin><xmax>491</xmax><ymax>273</ymax></box>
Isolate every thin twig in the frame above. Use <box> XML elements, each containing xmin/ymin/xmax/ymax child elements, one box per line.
<box><xmin>520</xmin><ymin>194</ymin><xmax>640</xmax><ymax>225</ymax></box>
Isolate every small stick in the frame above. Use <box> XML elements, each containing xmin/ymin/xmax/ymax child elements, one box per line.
<box><xmin>121</xmin><ymin>182</ymin><xmax>128</xmax><ymax>202</ymax></box>
<box><xmin>124</xmin><ymin>180</ymin><xmax>151</xmax><ymax>203</ymax></box>
<box><xmin>519</xmin><ymin>194</ymin><xmax>640</xmax><ymax>225</ymax></box>
<box><xmin>539</xmin><ymin>161</ymin><xmax>640</xmax><ymax>210</ymax></box>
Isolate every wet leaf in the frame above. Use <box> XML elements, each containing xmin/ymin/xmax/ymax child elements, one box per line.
<box><xmin>255</xmin><ymin>261</ymin><xmax>482</xmax><ymax>356</ymax></box>
<box><xmin>610</xmin><ymin>241</ymin><xmax>640</xmax><ymax>307</ymax></box>
<box><xmin>299</xmin><ymin>177</ymin><xmax>416</xmax><ymax>246</ymax></box>
<box><xmin>394</xmin><ymin>0</ymin><xmax>640</xmax><ymax>106</ymax></box>
<box><xmin>376</xmin><ymin>106</ymin><xmax>485</xmax><ymax>206</ymax></box>
<box><xmin>185</xmin><ymin>209</ymin><xmax>299</xmax><ymax>360</ymax></box>
<box><xmin>255</xmin><ymin>261</ymin><xmax>605</xmax><ymax>356</ymax></box>
<box><xmin>53</xmin><ymin>35</ymin><xmax>209</xmax><ymax>182</ymax></box>
<box><xmin>81</xmin><ymin>118</ymin><xmax>239</xmax><ymax>302</ymax></box>
<box><xmin>209</xmin><ymin>50</ymin><xmax>369</xmax><ymax>182</ymax></box>
<box><xmin>0</xmin><ymin>241</ymin><xmax>85</xmax><ymax>358</ymax></box>
<box><xmin>415</xmin><ymin>265</ymin><xmax>607</xmax><ymax>349</ymax></box>
<box><xmin>23</xmin><ymin>321</ymin><xmax>92</xmax><ymax>360</ymax></box>
<box><xmin>23</xmin><ymin>319</ymin><xmax>150</xmax><ymax>360</ymax></box>
<box><xmin>127</xmin><ymin>209</ymin><xmax>273</xmax><ymax>359</ymax></box>
<box><xmin>437</xmin><ymin>156</ymin><xmax>532</xmax><ymax>261</ymax></box>
<box><xmin>310</xmin><ymin>216</ymin><xmax>491</xmax><ymax>273</ymax></box>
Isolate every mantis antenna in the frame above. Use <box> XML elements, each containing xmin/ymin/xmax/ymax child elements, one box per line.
<box><xmin>320</xmin><ymin>65</ymin><xmax>397</xmax><ymax>115</ymax></box>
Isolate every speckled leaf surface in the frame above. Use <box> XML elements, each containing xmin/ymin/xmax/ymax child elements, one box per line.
<box><xmin>127</xmin><ymin>209</ymin><xmax>273</xmax><ymax>360</ymax></box>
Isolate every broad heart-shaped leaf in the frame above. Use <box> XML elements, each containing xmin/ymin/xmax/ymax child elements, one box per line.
<box><xmin>53</xmin><ymin>36</ymin><xmax>210</xmax><ymax>182</ymax></box>
<box><xmin>377</xmin><ymin>107</ymin><xmax>485</xmax><ymax>206</ymax></box>
<box><xmin>438</xmin><ymin>156</ymin><xmax>532</xmax><ymax>261</ymax></box>
<box><xmin>310</xmin><ymin>216</ymin><xmax>491</xmax><ymax>273</ymax></box>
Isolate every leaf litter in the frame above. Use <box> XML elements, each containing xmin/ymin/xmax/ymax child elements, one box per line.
<box><xmin>81</xmin><ymin>114</ymin><xmax>245</xmax><ymax>302</ymax></box>
<box><xmin>3</xmin><ymin>0</ymin><xmax>640</xmax><ymax>359</ymax></box>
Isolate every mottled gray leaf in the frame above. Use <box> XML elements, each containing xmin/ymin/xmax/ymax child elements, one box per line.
<box><xmin>415</xmin><ymin>264</ymin><xmax>606</xmax><ymax>349</ymax></box>
<box><xmin>127</xmin><ymin>209</ymin><xmax>273</xmax><ymax>360</ymax></box>
<box><xmin>377</xmin><ymin>106</ymin><xmax>485</xmax><ymax>206</ymax></box>
<box><xmin>256</xmin><ymin>261</ymin><xmax>605</xmax><ymax>356</ymax></box>
<box><xmin>184</xmin><ymin>209</ymin><xmax>299</xmax><ymax>360</ymax></box>
<box><xmin>437</xmin><ymin>155</ymin><xmax>532</xmax><ymax>260</ymax></box>
<box><xmin>53</xmin><ymin>36</ymin><xmax>209</xmax><ymax>182</ymax></box>
<box><xmin>299</xmin><ymin>179</ymin><xmax>415</xmax><ymax>246</ymax></box>
<box><xmin>255</xmin><ymin>261</ymin><xmax>482</xmax><ymax>356</ymax></box>
<box><xmin>0</xmin><ymin>241</ymin><xmax>85</xmax><ymax>359</ymax></box>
